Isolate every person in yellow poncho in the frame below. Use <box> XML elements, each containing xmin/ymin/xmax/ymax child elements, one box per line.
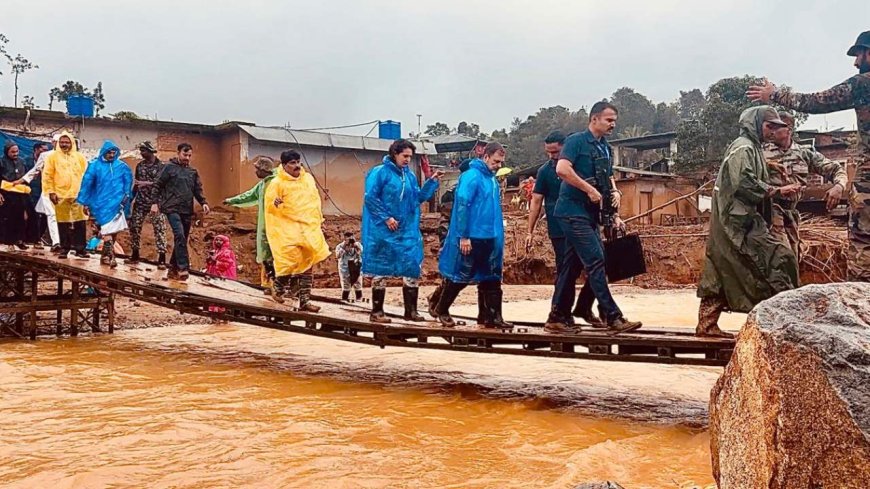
<box><xmin>42</xmin><ymin>131</ymin><xmax>88</xmax><ymax>258</ymax></box>
<box><xmin>264</xmin><ymin>150</ymin><xmax>330</xmax><ymax>312</ymax></box>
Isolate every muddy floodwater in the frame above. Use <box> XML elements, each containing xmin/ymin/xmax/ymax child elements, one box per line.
<box><xmin>0</xmin><ymin>291</ymin><xmax>739</xmax><ymax>488</ymax></box>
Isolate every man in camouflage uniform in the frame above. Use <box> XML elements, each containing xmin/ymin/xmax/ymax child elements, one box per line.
<box><xmin>748</xmin><ymin>30</ymin><xmax>870</xmax><ymax>281</ymax></box>
<box><xmin>762</xmin><ymin>111</ymin><xmax>849</xmax><ymax>259</ymax></box>
<box><xmin>127</xmin><ymin>141</ymin><xmax>167</xmax><ymax>267</ymax></box>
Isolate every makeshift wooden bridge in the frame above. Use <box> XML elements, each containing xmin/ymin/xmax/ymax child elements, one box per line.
<box><xmin>0</xmin><ymin>248</ymin><xmax>735</xmax><ymax>366</ymax></box>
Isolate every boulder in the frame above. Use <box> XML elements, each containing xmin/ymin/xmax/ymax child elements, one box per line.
<box><xmin>710</xmin><ymin>283</ymin><xmax>870</xmax><ymax>488</ymax></box>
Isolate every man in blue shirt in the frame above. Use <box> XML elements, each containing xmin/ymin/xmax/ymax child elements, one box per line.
<box><xmin>526</xmin><ymin>131</ymin><xmax>605</xmax><ymax>330</ymax></box>
<box><xmin>551</xmin><ymin>102</ymin><xmax>642</xmax><ymax>334</ymax></box>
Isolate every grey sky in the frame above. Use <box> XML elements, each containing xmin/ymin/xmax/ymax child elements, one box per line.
<box><xmin>3</xmin><ymin>0</ymin><xmax>868</xmax><ymax>136</ymax></box>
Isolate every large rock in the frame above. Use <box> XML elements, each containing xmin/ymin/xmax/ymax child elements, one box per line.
<box><xmin>710</xmin><ymin>283</ymin><xmax>870</xmax><ymax>488</ymax></box>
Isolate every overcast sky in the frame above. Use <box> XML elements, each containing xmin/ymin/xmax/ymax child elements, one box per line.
<box><xmin>3</xmin><ymin>0</ymin><xmax>868</xmax><ymax>136</ymax></box>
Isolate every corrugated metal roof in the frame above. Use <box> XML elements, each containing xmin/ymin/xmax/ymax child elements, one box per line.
<box><xmin>238</xmin><ymin>125</ymin><xmax>436</xmax><ymax>154</ymax></box>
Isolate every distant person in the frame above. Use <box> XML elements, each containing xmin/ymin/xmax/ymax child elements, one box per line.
<box><xmin>223</xmin><ymin>156</ymin><xmax>278</xmax><ymax>290</ymax></box>
<box><xmin>696</xmin><ymin>106</ymin><xmax>800</xmax><ymax>338</ymax></box>
<box><xmin>551</xmin><ymin>102</ymin><xmax>640</xmax><ymax>334</ymax></box>
<box><xmin>153</xmin><ymin>142</ymin><xmax>210</xmax><ymax>281</ymax></box>
<box><xmin>19</xmin><ymin>136</ymin><xmax>61</xmax><ymax>250</ymax></box>
<box><xmin>264</xmin><ymin>150</ymin><xmax>329</xmax><ymax>312</ymax></box>
<box><xmin>128</xmin><ymin>141</ymin><xmax>167</xmax><ymax>268</ymax></box>
<box><xmin>526</xmin><ymin>131</ymin><xmax>603</xmax><ymax>331</ymax></box>
<box><xmin>747</xmin><ymin>30</ymin><xmax>870</xmax><ymax>280</ymax></box>
<box><xmin>434</xmin><ymin>142</ymin><xmax>512</xmax><ymax>329</ymax></box>
<box><xmin>762</xmin><ymin>111</ymin><xmax>848</xmax><ymax>258</ymax></box>
<box><xmin>0</xmin><ymin>142</ymin><xmax>31</xmax><ymax>250</ymax></box>
<box><xmin>361</xmin><ymin>139</ymin><xmax>442</xmax><ymax>323</ymax></box>
<box><xmin>205</xmin><ymin>234</ymin><xmax>238</xmax><ymax>280</ymax></box>
<box><xmin>21</xmin><ymin>141</ymin><xmax>50</xmax><ymax>245</ymax></box>
<box><xmin>76</xmin><ymin>140</ymin><xmax>133</xmax><ymax>268</ymax></box>
<box><xmin>43</xmin><ymin>131</ymin><xmax>89</xmax><ymax>258</ymax></box>
<box><xmin>335</xmin><ymin>231</ymin><xmax>363</xmax><ymax>302</ymax></box>
<box><xmin>86</xmin><ymin>221</ymin><xmax>125</xmax><ymax>255</ymax></box>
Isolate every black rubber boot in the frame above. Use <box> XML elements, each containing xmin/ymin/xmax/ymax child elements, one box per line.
<box><xmin>370</xmin><ymin>288</ymin><xmax>391</xmax><ymax>324</ymax></box>
<box><xmin>484</xmin><ymin>288</ymin><xmax>513</xmax><ymax>329</ymax></box>
<box><xmin>476</xmin><ymin>287</ymin><xmax>488</xmax><ymax>325</ymax></box>
<box><xmin>354</xmin><ymin>289</ymin><xmax>363</xmax><ymax>301</ymax></box>
<box><xmin>427</xmin><ymin>282</ymin><xmax>443</xmax><ymax>319</ymax></box>
<box><xmin>128</xmin><ymin>248</ymin><xmax>140</xmax><ymax>264</ymax></box>
<box><xmin>402</xmin><ymin>286</ymin><xmax>424</xmax><ymax>322</ymax></box>
<box><xmin>157</xmin><ymin>252</ymin><xmax>167</xmax><ymax>270</ymax></box>
<box><xmin>435</xmin><ymin>280</ymin><xmax>465</xmax><ymax>327</ymax></box>
<box><xmin>341</xmin><ymin>290</ymin><xmax>350</xmax><ymax>302</ymax></box>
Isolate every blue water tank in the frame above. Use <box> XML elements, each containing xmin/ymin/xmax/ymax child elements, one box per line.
<box><xmin>67</xmin><ymin>94</ymin><xmax>95</xmax><ymax>118</ymax></box>
<box><xmin>378</xmin><ymin>120</ymin><xmax>401</xmax><ymax>140</ymax></box>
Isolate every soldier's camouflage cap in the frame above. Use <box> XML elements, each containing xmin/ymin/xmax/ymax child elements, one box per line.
<box><xmin>846</xmin><ymin>30</ymin><xmax>870</xmax><ymax>57</ymax></box>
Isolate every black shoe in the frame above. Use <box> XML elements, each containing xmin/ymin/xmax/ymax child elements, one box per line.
<box><xmin>402</xmin><ymin>286</ymin><xmax>424</xmax><ymax>322</ymax></box>
<box><xmin>341</xmin><ymin>290</ymin><xmax>350</xmax><ymax>302</ymax></box>
<box><xmin>15</xmin><ymin>241</ymin><xmax>29</xmax><ymax>250</ymax></box>
<box><xmin>576</xmin><ymin>310</ymin><xmax>606</xmax><ymax>328</ymax></box>
<box><xmin>74</xmin><ymin>250</ymin><xmax>89</xmax><ymax>259</ymax></box>
<box><xmin>51</xmin><ymin>244</ymin><xmax>62</xmax><ymax>253</ymax></box>
<box><xmin>177</xmin><ymin>269</ymin><xmax>189</xmax><ymax>281</ymax></box>
<box><xmin>437</xmin><ymin>314</ymin><xmax>456</xmax><ymax>328</ymax></box>
<box><xmin>354</xmin><ymin>290</ymin><xmax>363</xmax><ymax>301</ymax></box>
<box><xmin>370</xmin><ymin>288</ymin><xmax>391</xmax><ymax>324</ymax></box>
<box><xmin>58</xmin><ymin>249</ymin><xmax>70</xmax><ymax>259</ymax></box>
<box><xmin>157</xmin><ymin>252</ymin><xmax>167</xmax><ymax>270</ymax></box>
<box><xmin>607</xmin><ymin>316</ymin><xmax>643</xmax><ymax>335</ymax></box>
<box><xmin>128</xmin><ymin>249</ymin><xmax>140</xmax><ymax>264</ymax></box>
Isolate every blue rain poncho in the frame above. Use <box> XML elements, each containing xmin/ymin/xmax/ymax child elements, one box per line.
<box><xmin>361</xmin><ymin>155</ymin><xmax>439</xmax><ymax>278</ymax></box>
<box><xmin>439</xmin><ymin>158</ymin><xmax>504</xmax><ymax>283</ymax></box>
<box><xmin>76</xmin><ymin>140</ymin><xmax>133</xmax><ymax>226</ymax></box>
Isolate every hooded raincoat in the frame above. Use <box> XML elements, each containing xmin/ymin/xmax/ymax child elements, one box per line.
<box><xmin>361</xmin><ymin>155</ymin><xmax>439</xmax><ymax>278</ymax></box>
<box><xmin>224</xmin><ymin>169</ymin><xmax>276</xmax><ymax>264</ymax></box>
<box><xmin>264</xmin><ymin>166</ymin><xmax>330</xmax><ymax>277</ymax></box>
<box><xmin>697</xmin><ymin>106</ymin><xmax>800</xmax><ymax>312</ymax></box>
<box><xmin>43</xmin><ymin>131</ymin><xmax>88</xmax><ymax>223</ymax></box>
<box><xmin>438</xmin><ymin>158</ymin><xmax>504</xmax><ymax>283</ymax></box>
<box><xmin>206</xmin><ymin>234</ymin><xmax>238</xmax><ymax>280</ymax></box>
<box><xmin>77</xmin><ymin>140</ymin><xmax>133</xmax><ymax>226</ymax></box>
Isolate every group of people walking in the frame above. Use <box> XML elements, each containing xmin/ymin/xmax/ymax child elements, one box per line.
<box><xmin>0</xmin><ymin>136</ymin><xmax>209</xmax><ymax>281</ymax></box>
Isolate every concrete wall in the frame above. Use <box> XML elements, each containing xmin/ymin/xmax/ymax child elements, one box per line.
<box><xmin>155</xmin><ymin>130</ymin><xmax>225</xmax><ymax>207</ymax></box>
<box><xmin>245</xmin><ymin>139</ymin><xmax>423</xmax><ymax>216</ymax></box>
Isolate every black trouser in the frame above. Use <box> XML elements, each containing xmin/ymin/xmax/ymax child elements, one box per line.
<box><xmin>58</xmin><ymin>220</ymin><xmax>87</xmax><ymax>253</ymax></box>
<box><xmin>0</xmin><ymin>191</ymin><xmax>28</xmax><ymax>244</ymax></box>
<box><xmin>550</xmin><ymin>235</ymin><xmax>599</xmax><ymax>321</ymax></box>
<box><xmin>554</xmin><ymin>215</ymin><xmax>622</xmax><ymax>323</ymax></box>
<box><xmin>165</xmin><ymin>213</ymin><xmax>193</xmax><ymax>271</ymax></box>
<box><xmin>435</xmin><ymin>278</ymin><xmax>501</xmax><ymax>319</ymax></box>
<box><xmin>23</xmin><ymin>196</ymin><xmax>41</xmax><ymax>243</ymax></box>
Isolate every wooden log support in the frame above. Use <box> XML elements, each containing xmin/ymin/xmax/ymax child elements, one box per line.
<box><xmin>70</xmin><ymin>281</ymin><xmax>79</xmax><ymax>337</ymax></box>
<box><xmin>56</xmin><ymin>277</ymin><xmax>63</xmax><ymax>336</ymax></box>
<box><xmin>29</xmin><ymin>271</ymin><xmax>38</xmax><ymax>340</ymax></box>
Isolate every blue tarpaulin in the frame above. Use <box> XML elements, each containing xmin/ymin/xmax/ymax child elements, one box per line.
<box><xmin>0</xmin><ymin>131</ymin><xmax>49</xmax><ymax>162</ymax></box>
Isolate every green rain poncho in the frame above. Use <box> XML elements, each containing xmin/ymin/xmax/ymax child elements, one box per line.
<box><xmin>224</xmin><ymin>170</ymin><xmax>276</xmax><ymax>264</ymax></box>
<box><xmin>697</xmin><ymin>106</ymin><xmax>800</xmax><ymax>312</ymax></box>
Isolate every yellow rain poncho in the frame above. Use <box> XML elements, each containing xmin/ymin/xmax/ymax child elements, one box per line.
<box><xmin>43</xmin><ymin>131</ymin><xmax>88</xmax><ymax>223</ymax></box>
<box><xmin>264</xmin><ymin>166</ymin><xmax>330</xmax><ymax>276</ymax></box>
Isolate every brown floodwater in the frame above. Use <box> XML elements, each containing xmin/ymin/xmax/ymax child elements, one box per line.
<box><xmin>0</xmin><ymin>294</ymin><xmax>731</xmax><ymax>489</ymax></box>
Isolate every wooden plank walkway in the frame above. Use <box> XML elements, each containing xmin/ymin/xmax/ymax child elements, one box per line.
<box><xmin>0</xmin><ymin>248</ymin><xmax>735</xmax><ymax>366</ymax></box>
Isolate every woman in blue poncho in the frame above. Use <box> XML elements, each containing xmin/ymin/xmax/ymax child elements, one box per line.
<box><xmin>76</xmin><ymin>140</ymin><xmax>133</xmax><ymax>267</ymax></box>
<box><xmin>433</xmin><ymin>142</ymin><xmax>512</xmax><ymax>329</ymax></box>
<box><xmin>361</xmin><ymin>139</ymin><xmax>442</xmax><ymax>323</ymax></box>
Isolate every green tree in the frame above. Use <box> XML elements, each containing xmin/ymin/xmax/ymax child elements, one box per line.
<box><xmin>677</xmin><ymin>88</ymin><xmax>706</xmax><ymax>120</ymax></box>
<box><xmin>652</xmin><ymin>102</ymin><xmax>679</xmax><ymax>134</ymax></box>
<box><xmin>424</xmin><ymin>122</ymin><xmax>451</xmax><ymax>136</ymax></box>
<box><xmin>609</xmin><ymin>87</ymin><xmax>656</xmax><ymax>136</ymax></box>
<box><xmin>47</xmin><ymin>80</ymin><xmax>107</xmax><ymax>114</ymax></box>
<box><xmin>111</xmin><ymin>110</ymin><xmax>142</xmax><ymax>121</ymax></box>
<box><xmin>7</xmin><ymin>53</ymin><xmax>38</xmax><ymax>108</ymax></box>
<box><xmin>505</xmin><ymin>105</ymin><xmax>588</xmax><ymax>169</ymax></box>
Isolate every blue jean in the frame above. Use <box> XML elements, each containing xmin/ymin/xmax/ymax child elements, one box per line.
<box><xmin>165</xmin><ymin>213</ymin><xmax>193</xmax><ymax>271</ymax></box>
<box><xmin>550</xmin><ymin>235</ymin><xmax>599</xmax><ymax>319</ymax></box>
<box><xmin>554</xmin><ymin>216</ymin><xmax>621</xmax><ymax>322</ymax></box>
